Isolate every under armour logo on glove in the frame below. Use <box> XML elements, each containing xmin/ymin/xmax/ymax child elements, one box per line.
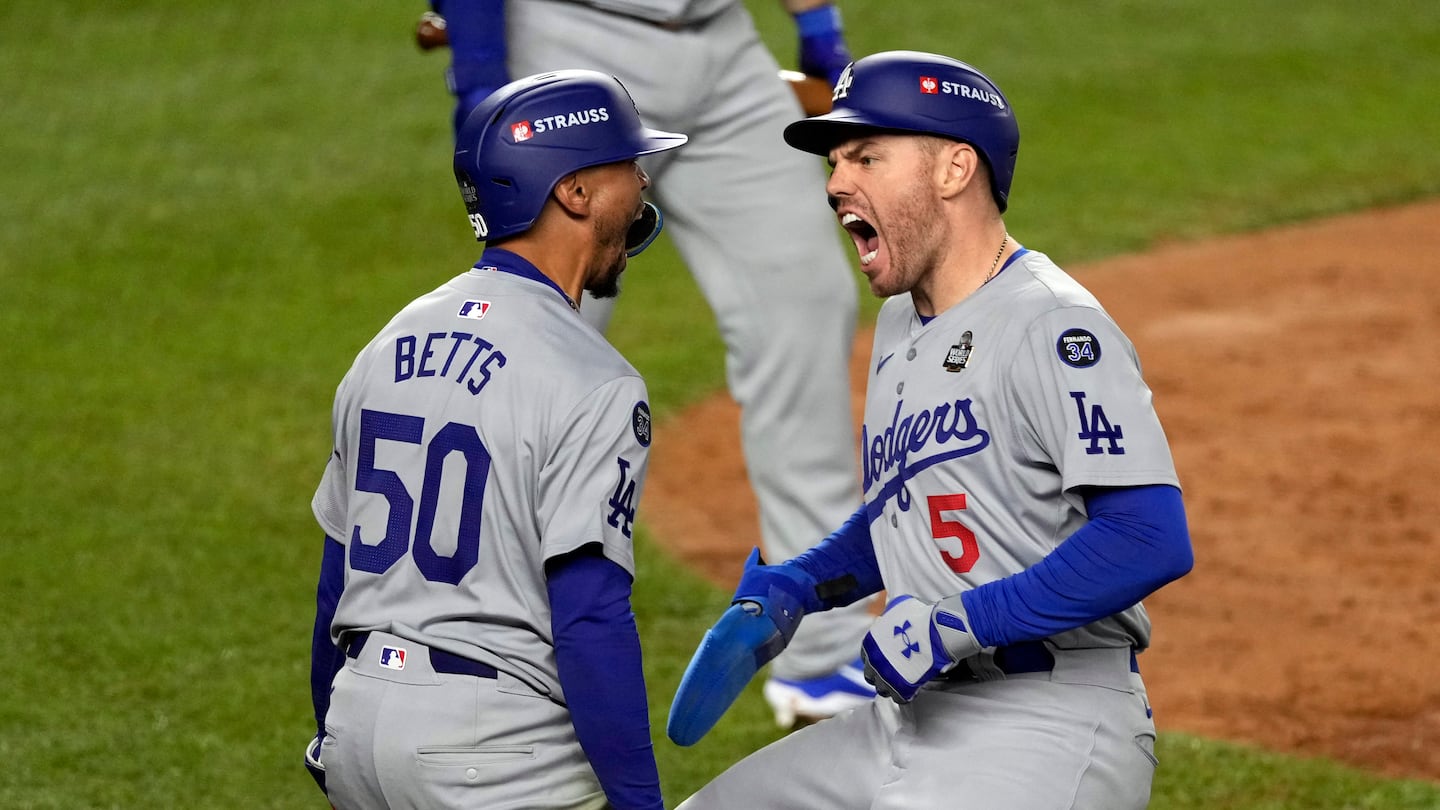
<box><xmin>894</xmin><ymin>620</ymin><xmax>921</xmax><ymax>658</ymax></box>
<box><xmin>861</xmin><ymin>594</ymin><xmax>984</xmax><ymax>703</ymax></box>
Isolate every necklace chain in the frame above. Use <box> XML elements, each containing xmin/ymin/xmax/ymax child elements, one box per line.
<box><xmin>983</xmin><ymin>233</ymin><xmax>1010</xmax><ymax>285</ymax></box>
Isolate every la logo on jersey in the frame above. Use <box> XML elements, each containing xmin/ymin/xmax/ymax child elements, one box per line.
<box><xmin>378</xmin><ymin>646</ymin><xmax>407</xmax><ymax>670</ymax></box>
<box><xmin>919</xmin><ymin>76</ymin><xmax>939</xmax><ymax>94</ymax></box>
<box><xmin>608</xmin><ymin>457</ymin><xmax>639</xmax><ymax>538</ymax></box>
<box><xmin>1070</xmin><ymin>391</ymin><xmax>1125</xmax><ymax>455</ymax></box>
<box><xmin>511</xmin><ymin>120</ymin><xmax>534</xmax><ymax>142</ymax></box>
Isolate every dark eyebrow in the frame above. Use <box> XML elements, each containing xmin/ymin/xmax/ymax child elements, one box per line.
<box><xmin>828</xmin><ymin>139</ymin><xmax>879</xmax><ymax>169</ymax></box>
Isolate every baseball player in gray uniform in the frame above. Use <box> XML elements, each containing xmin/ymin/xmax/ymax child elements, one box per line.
<box><xmin>667</xmin><ymin>51</ymin><xmax>1195</xmax><ymax>808</ymax></box>
<box><xmin>422</xmin><ymin>0</ymin><xmax>878</xmax><ymax>727</ymax></box>
<box><xmin>303</xmin><ymin>70</ymin><xmax>685</xmax><ymax>809</ymax></box>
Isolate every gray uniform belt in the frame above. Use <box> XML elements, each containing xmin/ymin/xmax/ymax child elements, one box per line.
<box><xmin>944</xmin><ymin>642</ymin><xmax>1140</xmax><ymax>682</ymax></box>
<box><xmin>345</xmin><ymin>632</ymin><xmax>497</xmax><ymax>679</ymax></box>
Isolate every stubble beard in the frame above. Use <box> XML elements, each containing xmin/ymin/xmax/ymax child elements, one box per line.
<box><xmin>587</xmin><ymin>269</ymin><xmax>622</xmax><ymax>299</ymax></box>
<box><xmin>585</xmin><ymin>213</ymin><xmax>630</xmax><ymax>299</ymax></box>
<box><xmin>870</xmin><ymin>181</ymin><xmax>946</xmax><ymax>299</ymax></box>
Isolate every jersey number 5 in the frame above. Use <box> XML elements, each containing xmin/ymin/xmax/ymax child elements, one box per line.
<box><xmin>349</xmin><ymin>408</ymin><xmax>492</xmax><ymax>585</ymax></box>
<box><xmin>928</xmin><ymin>493</ymin><xmax>979</xmax><ymax>574</ymax></box>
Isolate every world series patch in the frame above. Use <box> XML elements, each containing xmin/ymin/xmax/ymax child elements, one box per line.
<box><xmin>943</xmin><ymin>330</ymin><xmax>975</xmax><ymax>372</ymax></box>
<box><xmin>632</xmin><ymin>401</ymin><xmax>652</xmax><ymax>447</ymax></box>
<box><xmin>1057</xmin><ymin>328</ymin><xmax>1101</xmax><ymax>368</ymax></box>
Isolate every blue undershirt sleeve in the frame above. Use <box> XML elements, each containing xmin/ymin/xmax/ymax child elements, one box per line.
<box><xmin>547</xmin><ymin>546</ymin><xmax>663</xmax><ymax>810</ymax></box>
<box><xmin>433</xmin><ymin>0</ymin><xmax>510</xmax><ymax>135</ymax></box>
<box><xmin>309</xmin><ymin>535</ymin><xmax>346</xmax><ymax>734</ymax></box>
<box><xmin>961</xmin><ymin>485</ymin><xmax>1193</xmax><ymax>648</ymax></box>
<box><xmin>788</xmin><ymin>505</ymin><xmax>885</xmax><ymax>609</ymax></box>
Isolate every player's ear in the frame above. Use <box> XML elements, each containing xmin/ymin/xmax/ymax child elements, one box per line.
<box><xmin>552</xmin><ymin>171</ymin><xmax>592</xmax><ymax>217</ymax></box>
<box><xmin>935</xmin><ymin>140</ymin><xmax>979</xmax><ymax>200</ymax></box>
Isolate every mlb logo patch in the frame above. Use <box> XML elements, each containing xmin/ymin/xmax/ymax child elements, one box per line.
<box><xmin>919</xmin><ymin>76</ymin><xmax>939</xmax><ymax>94</ymax></box>
<box><xmin>511</xmin><ymin>121</ymin><xmax>533</xmax><ymax>142</ymax></box>
<box><xmin>378</xmin><ymin>646</ymin><xmax>407</xmax><ymax>670</ymax></box>
<box><xmin>458</xmin><ymin>300</ymin><xmax>492</xmax><ymax>320</ymax></box>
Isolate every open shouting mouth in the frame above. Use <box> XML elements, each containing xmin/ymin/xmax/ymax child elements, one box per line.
<box><xmin>841</xmin><ymin>212</ymin><xmax>880</xmax><ymax>267</ymax></box>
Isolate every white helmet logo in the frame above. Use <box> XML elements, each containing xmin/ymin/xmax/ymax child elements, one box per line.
<box><xmin>832</xmin><ymin>63</ymin><xmax>854</xmax><ymax>101</ymax></box>
<box><xmin>469</xmin><ymin>212</ymin><xmax>489</xmax><ymax>239</ymax></box>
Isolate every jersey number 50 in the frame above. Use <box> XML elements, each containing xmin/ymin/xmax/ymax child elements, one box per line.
<box><xmin>349</xmin><ymin>409</ymin><xmax>491</xmax><ymax>585</ymax></box>
<box><xmin>928</xmin><ymin>493</ymin><xmax>979</xmax><ymax>574</ymax></box>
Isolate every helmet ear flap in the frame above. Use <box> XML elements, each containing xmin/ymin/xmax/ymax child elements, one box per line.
<box><xmin>456</xmin><ymin>169</ymin><xmax>480</xmax><ymax>213</ymax></box>
<box><xmin>457</xmin><ymin>163</ymin><xmax>528</xmax><ymax>241</ymax></box>
<box><xmin>454</xmin><ymin>169</ymin><xmax>487</xmax><ymax>240</ymax></box>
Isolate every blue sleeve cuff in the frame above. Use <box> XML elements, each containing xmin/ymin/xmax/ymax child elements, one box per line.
<box><xmin>310</xmin><ymin>535</ymin><xmax>346</xmax><ymax>733</ymax></box>
<box><xmin>548</xmin><ymin>548</ymin><xmax>663</xmax><ymax>810</ymax></box>
<box><xmin>441</xmin><ymin>0</ymin><xmax>510</xmax><ymax>129</ymax></box>
<box><xmin>788</xmin><ymin>505</ymin><xmax>884</xmax><ymax>609</ymax></box>
<box><xmin>963</xmin><ymin>485</ymin><xmax>1193</xmax><ymax>647</ymax></box>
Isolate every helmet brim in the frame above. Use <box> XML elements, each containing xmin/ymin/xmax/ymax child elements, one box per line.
<box><xmin>784</xmin><ymin>110</ymin><xmax>919</xmax><ymax>157</ymax></box>
<box><xmin>632</xmin><ymin>127</ymin><xmax>689</xmax><ymax>157</ymax></box>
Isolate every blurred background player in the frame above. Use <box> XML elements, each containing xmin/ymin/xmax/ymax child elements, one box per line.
<box><xmin>417</xmin><ymin>0</ymin><xmax>877</xmax><ymax>726</ymax></box>
<box><xmin>305</xmin><ymin>70</ymin><xmax>685</xmax><ymax>809</ymax></box>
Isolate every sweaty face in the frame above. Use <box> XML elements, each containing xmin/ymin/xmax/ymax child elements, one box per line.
<box><xmin>827</xmin><ymin>135</ymin><xmax>946</xmax><ymax>298</ymax></box>
<box><xmin>585</xmin><ymin>160</ymin><xmax>651</xmax><ymax>299</ymax></box>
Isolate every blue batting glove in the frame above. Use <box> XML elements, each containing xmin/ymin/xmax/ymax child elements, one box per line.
<box><xmin>861</xmin><ymin>594</ymin><xmax>982</xmax><ymax>703</ymax></box>
<box><xmin>730</xmin><ymin>547</ymin><xmax>819</xmax><ymax>645</ymax></box>
<box><xmin>794</xmin><ymin>4</ymin><xmax>852</xmax><ymax>87</ymax></box>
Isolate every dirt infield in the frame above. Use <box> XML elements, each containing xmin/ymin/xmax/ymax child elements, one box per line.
<box><xmin>640</xmin><ymin>200</ymin><xmax>1440</xmax><ymax>781</ymax></box>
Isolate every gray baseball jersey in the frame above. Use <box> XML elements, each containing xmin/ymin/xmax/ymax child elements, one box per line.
<box><xmin>504</xmin><ymin>0</ymin><xmax>872</xmax><ymax>680</ymax></box>
<box><xmin>312</xmin><ymin>262</ymin><xmax>652</xmax><ymax>700</ymax></box>
<box><xmin>679</xmin><ymin>248</ymin><xmax>1174</xmax><ymax>810</ymax></box>
<box><xmin>862</xmin><ymin>248</ymin><xmax>1179</xmax><ymax>653</ymax></box>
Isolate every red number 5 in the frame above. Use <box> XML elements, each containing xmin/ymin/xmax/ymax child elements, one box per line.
<box><xmin>928</xmin><ymin>493</ymin><xmax>979</xmax><ymax>574</ymax></box>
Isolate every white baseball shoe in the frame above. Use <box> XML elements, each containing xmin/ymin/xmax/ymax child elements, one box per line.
<box><xmin>762</xmin><ymin>657</ymin><xmax>876</xmax><ymax>729</ymax></box>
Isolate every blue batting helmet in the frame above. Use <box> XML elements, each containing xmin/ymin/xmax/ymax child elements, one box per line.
<box><xmin>454</xmin><ymin>69</ymin><xmax>687</xmax><ymax>242</ymax></box>
<box><xmin>784</xmin><ymin>51</ymin><xmax>1019</xmax><ymax>212</ymax></box>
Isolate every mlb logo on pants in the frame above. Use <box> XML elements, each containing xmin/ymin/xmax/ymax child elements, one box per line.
<box><xmin>379</xmin><ymin>646</ymin><xmax>407</xmax><ymax>670</ymax></box>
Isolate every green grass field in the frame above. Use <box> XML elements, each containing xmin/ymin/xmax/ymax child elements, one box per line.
<box><xmin>3</xmin><ymin>1</ymin><xmax>1439</xmax><ymax>807</ymax></box>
